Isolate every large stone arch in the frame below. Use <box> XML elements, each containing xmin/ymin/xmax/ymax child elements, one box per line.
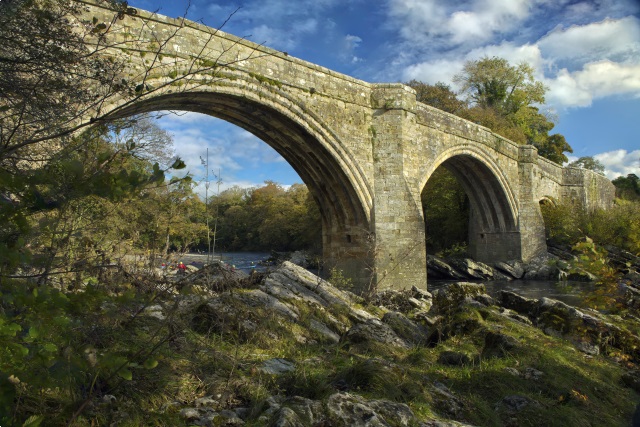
<box><xmin>420</xmin><ymin>146</ymin><xmax>521</xmax><ymax>262</ymax></box>
<box><xmin>103</xmin><ymin>78</ymin><xmax>374</xmax><ymax>278</ymax></box>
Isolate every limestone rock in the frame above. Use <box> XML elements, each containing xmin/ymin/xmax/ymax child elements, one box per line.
<box><xmin>345</xmin><ymin>319</ymin><xmax>411</xmax><ymax>349</ymax></box>
<box><xmin>482</xmin><ymin>331</ymin><xmax>520</xmax><ymax>359</ymax></box>
<box><xmin>494</xmin><ymin>260</ymin><xmax>525</xmax><ymax>279</ymax></box>
<box><xmin>382</xmin><ymin>311</ymin><xmax>429</xmax><ymax>345</ymax></box>
<box><xmin>522</xmin><ymin>254</ymin><xmax>562</xmax><ymax>280</ymax></box>
<box><xmin>260</xmin><ymin>358</ymin><xmax>295</xmax><ymax>375</ymax></box>
<box><xmin>427</xmin><ymin>255</ymin><xmax>466</xmax><ymax>280</ymax></box>
<box><xmin>309</xmin><ymin>318</ymin><xmax>341</xmax><ymax>343</ymax></box>
<box><xmin>498</xmin><ymin>291</ymin><xmax>538</xmax><ymax>315</ymax></box>
<box><xmin>431</xmin><ymin>382</ymin><xmax>465</xmax><ymax>418</ymax></box>
<box><xmin>437</xmin><ymin>351</ymin><xmax>473</xmax><ymax>366</ymax></box>
<box><xmin>433</xmin><ymin>282</ymin><xmax>487</xmax><ymax>312</ymax></box>
<box><xmin>449</xmin><ymin>258</ymin><xmax>494</xmax><ymax>280</ymax></box>
<box><xmin>288</xmin><ymin>250</ymin><xmax>309</xmax><ymax>268</ymax></box>
<box><xmin>326</xmin><ymin>392</ymin><xmax>416</xmax><ymax>426</ymax></box>
<box><xmin>496</xmin><ymin>395</ymin><xmax>540</xmax><ymax>413</ymax></box>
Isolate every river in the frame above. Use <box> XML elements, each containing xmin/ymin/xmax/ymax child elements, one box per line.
<box><xmin>177</xmin><ymin>252</ymin><xmax>591</xmax><ymax>307</ymax></box>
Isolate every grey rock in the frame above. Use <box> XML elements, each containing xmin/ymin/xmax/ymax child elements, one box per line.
<box><xmin>482</xmin><ymin>331</ymin><xmax>520</xmax><ymax>359</ymax></box>
<box><xmin>180</xmin><ymin>407</ymin><xmax>201</xmax><ymax>420</ymax></box>
<box><xmin>309</xmin><ymin>318</ymin><xmax>341</xmax><ymax>343</ymax></box>
<box><xmin>449</xmin><ymin>258</ymin><xmax>494</xmax><ymax>280</ymax></box>
<box><xmin>498</xmin><ymin>291</ymin><xmax>537</xmax><ymax>315</ymax></box>
<box><xmin>433</xmin><ymin>282</ymin><xmax>486</xmax><ymax>312</ymax></box>
<box><xmin>195</xmin><ymin>395</ymin><xmax>218</xmax><ymax>407</ymax></box>
<box><xmin>288</xmin><ymin>250</ymin><xmax>309</xmax><ymax>268</ymax></box>
<box><xmin>496</xmin><ymin>395</ymin><xmax>540</xmax><ymax>413</ymax></box>
<box><xmin>326</xmin><ymin>392</ymin><xmax>416</xmax><ymax>426</ymax></box>
<box><xmin>427</xmin><ymin>255</ymin><xmax>466</xmax><ymax>280</ymax></box>
<box><xmin>237</xmin><ymin>289</ymin><xmax>300</xmax><ymax>320</ymax></box>
<box><xmin>437</xmin><ymin>351</ymin><xmax>473</xmax><ymax>366</ymax></box>
<box><xmin>345</xmin><ymin>319</ymin><xmax>411</xmax><ymax>349</ymax></box>
<box><xmin>382</xmin><ymin>311</ymin><xmax>429</xmax><ymax>345</ymax></box>
<box><xmin>473</xmin><ymin>294</ymin><xmax>495</xmax><ymax>306</ymax></box>
<box><xmin>575</xmin><ymin>341</ymin><xmax>600</xmax><ymax>355</ymax></box>
<box><xmin>494</xmin><ymin>260</ymin><xmax>525</xmax><ymax>279</ymax></box>
<box><xmin>523</xmin><ymin>368</ymin><xmax>543</xmax><ymax>380</ymax></box>
<box><xmin>143</xmin><ymin>304</ymin><xmax>165</xmax><ymax>320</ymax></box>
<box><xmin>523</xmin><ymin>254</ymin><xmax>562</xmax><ymax>280</ymax></box>
<box><xmin>260</xmin><ymin>358</ymin><xmax>296</xmax><ymax>375</ymax></box>
<box><xmin>431</xmin><ymin>382</ymin><xmax>464</xmax><ymax>418</ymax></box>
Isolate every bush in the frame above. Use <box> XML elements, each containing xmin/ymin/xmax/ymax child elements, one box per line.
<box><xmin>541</xmin><ymin>201</ymin><xmax>640</xmax><ymax>255</ymax></box>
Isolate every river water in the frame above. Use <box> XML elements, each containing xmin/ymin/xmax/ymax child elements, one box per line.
<box><xmin>177</xmin><ymin>252</ymin><xmax>590</xmax><ymax>307</ymax></box>
<box><xmin>177</xmin><ymin>252</ymin><xmax>273</xmax><ymax>272</ymax></box>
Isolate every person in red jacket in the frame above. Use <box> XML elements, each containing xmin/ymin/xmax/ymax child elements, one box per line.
<box><xmin>177</xmin><ymin>262</ymin><xmax>187</xmax><ymax>275</ymax></box>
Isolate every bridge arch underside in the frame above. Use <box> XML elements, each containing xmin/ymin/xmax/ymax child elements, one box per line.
<box><xmin>435</xmin><ymin>155</ymin><xmax>521</xmax><ymax>263</ymax></box>
<box><xmin>107</xmin><ymin>92</ymin><xmax>371</xmax><ymax>276</ymax></box>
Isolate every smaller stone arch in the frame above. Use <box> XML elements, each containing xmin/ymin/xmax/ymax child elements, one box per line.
<box><xmin>539</xmin><ymin>196</ymin><xmax>557</xmax><ymax>207</ymax></box>
<box><xmin>421</xmin><ymin>145</ymin><xmax>521</xmax><ymax>262</ymax></box>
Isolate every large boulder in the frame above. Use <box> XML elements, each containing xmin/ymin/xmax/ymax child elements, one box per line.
<box><xmin>382</xmin><ymin>311</ymin><xmax>429</xmax><ymax>345</ymax></box>
<box><xmin>494</xmin><ymin>260</ymin><xmax>525</xmax><ymax>279</ymax></box>
<box><xmin>498</xmin><ymin>291</ymin><xmax>640</xmax><ymax>361</ymax></box>
<box><xmin>433</xmin><ymin>282</ymin><xmax>487</xmax><ymax>313</ymax></box>
<box><xmin>522</xmin><ymin>254</ymin><xmax>563</xmax><ymax>280</ymax></box>
<box><xmin>345</xmin><ymin>319</ymin><xmax>411</xmax><ymax>349</ymax></box>
<box><xmin>427</xmin><ymin>255</ymin><xmax>466</xmax><ymax>280</ymax></box>
<box><xmin>448</xmin><ymin>258</ymin><xmax>494</xmax><ymax>280</ymax></box>
<box><xmin>326</xmin><ymin>392</ymin><xmax>416</xmax><ymax>426</ymax></box>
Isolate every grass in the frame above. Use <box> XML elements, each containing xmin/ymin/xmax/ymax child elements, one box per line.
<box><xmin>2</xmin><ymin>273</ymin><xmax>638</xmax><ymax>426</ymax></box>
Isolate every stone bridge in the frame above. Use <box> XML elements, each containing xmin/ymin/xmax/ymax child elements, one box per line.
<box><xmin>79</xmin><ymin>0</ymin><xmax>614</xmax><ymax>290</ymax></box>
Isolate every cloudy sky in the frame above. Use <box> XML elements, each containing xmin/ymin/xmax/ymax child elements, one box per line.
<box><xmin>129</xmin><ymin>0</ymin><xmax>640</xmax><ymax>191</ymax></box>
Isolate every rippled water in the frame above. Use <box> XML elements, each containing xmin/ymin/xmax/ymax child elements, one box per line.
<box><xmin>179</xmin><ymin>252</ymin><xmax>272</xmax><ymax>272</ymax></box>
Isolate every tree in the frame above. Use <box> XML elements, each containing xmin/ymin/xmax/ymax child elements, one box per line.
<box><xmin>0</xmin><ymin>0</ymin><xmax>265</xmax><ymax>277</ymax></box>
<box><xmin>406</xmin><ymin>80</ymin><xmax>467</xmax><ymax>115</ymax></box>
<box><xmin>612</xmin><ymin>174</ymin><xmax>640</xmax><ymax>200</ymax></box>
<box><xmin>568</xmin><ymin>156</ymin><xmax>606</xmax><ymax>175</ymax></box>
<box><xmin>453</xmin><ymin>56</ymin><xmax>573</xmax><ymax>164</ymax></box>
<box><xmin>422</xmin><ymin>167</ymin><xmax>469</xmax><ymax>255</ymax></box>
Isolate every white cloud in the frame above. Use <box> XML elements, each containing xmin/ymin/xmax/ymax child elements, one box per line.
<box><xmin>387</xmin><ymin>0</ymin><xmax>534</xmax><ymax>49</ymax></box>
<box><xmin>594</xmin><ymin>149</ymin><xmax>640</xmax><ymax>180</ymax></box>
<box><xmin>341</xmin><ymin>34</ymin><xmax>363</xmax><ymax>63</ymax></box>
<box><xmin>546</xmin><ymin>61</ymin><xmax>640</xmax><ymax>108</ymax></box>
<box><xmin>403</xmin><ymin>58</ymin><xmax>464</xmax><ymax>85</ymax></box>
<box><xmin>538</xmin><ymin>17</ymin><xmax>640</xmax><ymax>64</ymax></box>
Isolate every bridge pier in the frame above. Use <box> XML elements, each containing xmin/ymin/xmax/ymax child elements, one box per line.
<box><xmin>367</xmin><ymin>85</ymin><xmax>428</xmax><ymax>291</ymax></box>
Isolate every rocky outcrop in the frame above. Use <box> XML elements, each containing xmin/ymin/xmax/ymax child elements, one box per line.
<box><xmin>173</xmin><ymin>259</ymin><xmax>637</xmax><ymax>427</ymax></box>
<box><xmin>426</xmin><ymin>252</ymin><xmax>600</xmax><ymax>283</ymax></box>
<box><xmin>498</xmin><ymin>290</ymin><xmax>640</xmax><ymax>361</ymax></box>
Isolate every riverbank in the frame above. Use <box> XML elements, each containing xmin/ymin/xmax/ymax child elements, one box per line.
<box><xmin>3</xmin><ymin>259</ymin><xmax>639</xmax><ymax>426</ymax></box>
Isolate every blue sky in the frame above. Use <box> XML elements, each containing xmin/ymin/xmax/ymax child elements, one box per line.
<box><xmin>129</xmin><ymin>0</ymin><xmax>640</xmax><ymax>192</ymax></box>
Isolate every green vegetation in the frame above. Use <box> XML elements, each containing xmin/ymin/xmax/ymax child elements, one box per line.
<box><xmin>421</xmin><ymin>167</ymin><xmax>469</xmax><ymax>255</ymax></box>
<box><xmin>613</xmin><ymin>173</ymin><xmax>640</xmax><ymax>201</ymax></box>
<box><xmin>2</xmin><ymin>271</ymin><xmax>638</xmax><ymax>426</ymax></box>
<box><xmin>540</xmin><ymin>200</ymin><xmax>640</xmax><ymax>256</ymax></box>
<box><xmin>210</xmin><ymin>182</ymin><xmax>321</xmax><ymax>253</ymax></box>
<box><xmin>568</xmin><ymin>156</ymin><xmax>606</xmax><ymax>175</ymax></box>
<box><xmin>407</xmin><ymin>56</ymin><xmax>573</xmax><ymax>164</ymax></box>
